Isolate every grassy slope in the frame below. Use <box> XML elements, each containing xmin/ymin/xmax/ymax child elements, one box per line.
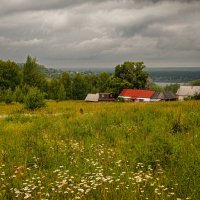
<box><xmin>0</xmin><ymin>101</ymin><xmax>200</xmax><ymax>199</ymax></box>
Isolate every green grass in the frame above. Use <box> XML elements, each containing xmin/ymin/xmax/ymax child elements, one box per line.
<box><xmin>0</xmin><ymin>101</ymin><xmax>200</xmax><ymax>199</ymax></box>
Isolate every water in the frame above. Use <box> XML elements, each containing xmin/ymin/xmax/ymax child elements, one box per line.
<box><xmin>154</xmin><ymin>82</ymin><xmax>185</xmax><ymax>86</ymax></box>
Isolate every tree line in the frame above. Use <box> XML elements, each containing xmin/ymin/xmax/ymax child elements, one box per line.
<box><xmin>2</xmin><ymin>56</ymin><xmax>194</xmax><ymax>107</ymax></box>
<box><xmin>0</xmin><ymin>56</ymin><xmax>151</xmax><ymax>104</ymax></box>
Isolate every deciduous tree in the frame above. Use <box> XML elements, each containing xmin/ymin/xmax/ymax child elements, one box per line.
<box><xmin>23</xmin><ymin>56</ymin><xmax>46</xmax><ymax>91</ymax></box>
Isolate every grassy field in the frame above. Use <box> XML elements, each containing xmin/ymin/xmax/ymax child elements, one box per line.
<box><xmin>0</xmin><ymin>101</ymin><xmax>200</xmax><ymax>200</ymax></box>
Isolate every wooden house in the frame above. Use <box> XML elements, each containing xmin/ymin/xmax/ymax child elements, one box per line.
<box><xmin>176</xmin><ymin>86</ymin><xmax>200</xmax><ymax>100</ymax></box>
<box><xmin>150</xmin><ymin>91</ymin><xmax>177</xmax><ymax>101</ymax></box>
<box><xmin>85</xmin><ymin>93</ymin><xmax>115</xmax><ymax>102</ymax></box>
<box><xmin>98</xmin><ymin>93</ymin><xmax>115</xmax><ymax>102</ymax></box>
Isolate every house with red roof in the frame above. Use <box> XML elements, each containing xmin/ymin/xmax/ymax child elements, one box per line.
<box><xmin>118</xmin><ymin>89</ymin><xmax>155</xmax><ymax>102</ymax></box>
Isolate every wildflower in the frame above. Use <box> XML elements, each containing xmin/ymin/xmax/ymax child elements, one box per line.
<box><xmin>24</xmin><ymin>193</ymin><xmax>31</xmax><ymax>199</ymax></box>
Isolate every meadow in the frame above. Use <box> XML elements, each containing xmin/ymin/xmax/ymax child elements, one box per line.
<box><xmin>0</xmin><ymin>101</ymin><xmax>200</xmax><ymax>200</ymax></box>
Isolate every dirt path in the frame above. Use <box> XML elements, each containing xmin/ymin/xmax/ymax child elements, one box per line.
<box><xmin>0</xmin><ymin>115</ymin><xmax>8</xmax><ymax>119</ymax></box>
<box><xmin>0</xmin><ymin>113</ymin><xmax>65</xmax><ymax>119</ymax></box>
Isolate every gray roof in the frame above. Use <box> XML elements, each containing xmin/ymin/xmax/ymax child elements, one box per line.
<box><xmin>176</xmin><ymin>86</ymin><xmax>200</xmax><ymax>96</ymax></box>
<box><xmin>151</xmin><ymin>91</ymin><xmax>176</xmax><ymax>100</ymax></box>
<box><xmin>85</xmin><ymin>93</ymin><xmax>99</xmax><ymax>102</ymax></box>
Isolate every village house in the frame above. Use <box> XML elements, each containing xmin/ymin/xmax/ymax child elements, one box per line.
<box><xmin>98</xmin><ymin>93</ymin><xmax>115</xmax><ymax>102</ymax></box>
<box><xmin>118</xmin><ymin>89</ymin><xmax>177</xmax><ymax>102</ymax></box>
<box><xmin>85</xmin><ymin>93</ymin><xmax>99</xmax><ymax>102</ymax></box>
<box><xmin>176</xmin><ymin>86</ymin><xmax>200</xmax><ymax>100</ymax></box>
<box><xmin>85</xmin><ymin>93</ymin><xmax>115</xmax><ymax>102</ymax></box>
<box><xmin>118</xmin><ymin>89</ymin><xmax>155</xmax><ymax>102</ymax></box>
<box><xmin>150</xmin><ymin>91</ymin><xmax>177</xmax><ymax>101</ymax></box>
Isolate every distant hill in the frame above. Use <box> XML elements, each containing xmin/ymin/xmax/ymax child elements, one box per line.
<box><xmin>17</xmin><ymin>62</ymin><xmax>200</xmax><ymax>83</ymax></box>
<box><xmin>59</xmin><ymin>67</ymin><xmax>200</xmax><ymax>83</ymax></box>
<box><xmin>146</xmin><ymin>67</ymin><xmax>200</xmax><ymax>83</ymax></box>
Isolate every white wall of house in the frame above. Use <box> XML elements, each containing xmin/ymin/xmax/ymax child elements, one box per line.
<box><xmin>150</xmin><ymin>99</ymin><xmax>161</xmax><ymax>102</ymax></box>
<box><xmin>178</xmin><ymin>96</ymin><xmax>185</xmax><ymax>101</ymax></box>
<box><xmin>135</xmin><ymin>98</ymin><xmax>151</xmax><ymax>102</ymax></box>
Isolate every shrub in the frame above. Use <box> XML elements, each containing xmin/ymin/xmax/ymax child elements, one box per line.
<box><xmin>57</xmin><ymin>84</ymin><xmax>66</xmax><ymax>101</ymax></box>
<box><xmin>4</xmin><ymin>88</ymin><xmax>13</xmax><ymax>104</ymax></box>
<box><xmin>13</xmin><ymin>86</ymin><xmax>24</xmax><ymax>103</ymax></box>
<box><xmin>117</xmin><ymin>97</ymin><xmax>125</xmax><ymax>102</ymax></box>
<box><xmin>191</xmin><ymin>93</ymin><xmax>200</xmax><ymax>100</ymax></box>
<box><xmin>24</xmin><ymin>87</ymin><xmax>45</xmax><ymax>110</ymax></box>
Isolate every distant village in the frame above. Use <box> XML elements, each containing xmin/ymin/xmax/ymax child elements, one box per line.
<box><xmin>85</xmin><ymin>86</ymin><xmax>200</xmax><ymax>102</ymax></box>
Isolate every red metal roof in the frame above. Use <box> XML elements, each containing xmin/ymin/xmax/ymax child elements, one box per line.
<box><xmin>119</xmin><ymin>89</ymin><xmax>155</xmax><ymax>98</ymax></box>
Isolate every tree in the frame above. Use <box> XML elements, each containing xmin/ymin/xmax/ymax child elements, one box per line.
<box><xmin>24</xmin><ymin>87</ymin><xmax>45</xmax><ymax>110</ymax></box>
<box><xmin>23</xmin><ymin>56</ymin><xmax>47</xmax><ymax>91</ymax></box>
<box><xmin>97</xmin><ymin>72</ymin><xmax>110</xmax><ymax>92</ymax></box>
<box><xmin>0</xmin><ymin>59</ymin><xmax>21</xmax><ymax>91</ymax></box>
<box><xmin>84</xmin><ymin>74</ymin><xmax>99</xmax><ymax>94</ymax></box>
<box><xmin>47</xmin><ymin>79</ymin><xmax>60</xmax><ymax>100</ymax></box>
<box><xmin>189</xmin><ymin>79</ymin><xmax>200</xmax><ymax>86</ymax></box>
<box><xmin>151</xmin><ymin>83</ymin><xmax>164</xmax><ymax>92</ymax></box>
<box><xmin>107</xmin><ymin>76</ymin><xmax>132</xmax><ymax>96</ymax></box>
<box><xmin>114</xmin><ymin>61</ymin><xmax>149</xmax><ymax>92</ymax></box>
<box><xmin>191</xmin><ymin>93</ymin><xmax>200</xmax><ymax>100</ymax></box>
<box><xmin>57</xmin><ymin>84</ymin><xmax>66</xmax><ymax>101</ymax></box>
<box><xmin>164</xmin><ymin>83</ymin><xmax>180</xmax><ymax>93</ymax></box>
<box><xmin>72</xmin><ymin>73</ymin><xmax>87</xmax><ymax>100</ymax></box>
<box><xmin>4</xmin><ymin>88</ymin><xmax>13</xmax><ymax>104</ymax></box>
<box><xmin>60</xmin><ymin>72</ymin><xmax>72</xmax><ymax>99</ymax></box>
<box><xmin>13</xmin><ymin>86</ymin><xmax>24</xmax><ymax>103</ymax></box>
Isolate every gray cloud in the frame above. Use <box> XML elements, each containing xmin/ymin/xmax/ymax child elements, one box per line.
<box><xmin>0</xmin><ymin>0</ymin><xmax>200</xmax><ymax>68</ymax></box>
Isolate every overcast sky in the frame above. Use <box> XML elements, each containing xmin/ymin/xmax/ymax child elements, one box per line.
<box><xmin>0</xmin><ymin>0</ymin><xmax>200</xmax><ymax>68</ymax></box>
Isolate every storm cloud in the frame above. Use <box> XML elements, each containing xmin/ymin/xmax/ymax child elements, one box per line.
<box><xmin>0</xmin><ymin>0</ymin><xmax>200</xmax><ymax>68</ymax></box>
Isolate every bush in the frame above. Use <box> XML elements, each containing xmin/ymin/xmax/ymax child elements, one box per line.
<box><xmin>191</xmin><ymin>93</ymin><xmax>200</xmax><ymax>100</ymax></box>
<box><xmin>57</xmin><ymin>84</ymin><xmax>66</xmax><ymax>101</ymax></box>
<box><xmin>24</xmin><ymin>87</ymin><xmax>45</xmax><ymax>110</ymax></box>
<box><xmin>4</xmin><ymin>88</ymin><xmax>13</xmax><ymax>104</ymax></box>
<box><xmin>13</xmin><ymin>86</ymin><xmax>24</xmax><ymax>103</ymax></box>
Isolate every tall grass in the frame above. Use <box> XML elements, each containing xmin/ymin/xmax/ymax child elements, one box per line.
<box><xmin>0</xmin><ymin>101</ymin><xmax>199</xmax><ymax>199</ymax></box>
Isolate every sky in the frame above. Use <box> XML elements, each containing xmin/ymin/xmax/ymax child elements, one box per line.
<box><xmin>0</xmin><ymin>0</ymin><xmax>200</xmax><ymax>68</ymax></box>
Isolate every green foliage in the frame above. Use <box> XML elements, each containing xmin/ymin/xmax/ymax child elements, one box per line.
<box><xmin>47</xmin><ymin>79</ymin><xmax>60</xmax><ymax>100</ymax></box>
<box><xmin>13</xmin><ymin>86</ymin><xmax>24</xmax><ymax>103</ymax></box>
<box><xmin>23</xmin><ymin>56</ymin><xmax>47</xmax><ymax>91</ymax></box>
<box><xmin>164</xmin><ymin>83</ymin><xmax>180</xmax><ymax>93</ymax></box>
<box><xmin>0</xmin><ymin>59</ymin><xmax>21</xmax><ymax>91</ymax></box>
<box><xmin>114</xmin><ymin>61</ymin><xmax>149</xmax><ymax>94</ymax></box>
<box><xmin>57</xmin><ymin>84</ymin><xmax>66</xmax><ymax>101</ymax></box>
<box><xmin>72</xmin><ymin>73</ymin><xmax>87</xmax><ymax>100</ymax></box>
<box><xmin>107</xmin><ymin>76</ymin><xmax>132</xmax><ymax>95</ymax></box>
<box><xmin>4</xmin><ymin>88</ymin><xmax>13</xmax><ymax>104</ymax></box>
<box><xmin>97</xmin><ymin>72</ymin><xmax>110</xmax><ymax>92</ymax></box>
<box><xmin>84</xmin><ymin>74</ymin><xmax>99</xmax><ymax>94</ymax></box>
<box><xmin>24</xmin><ymin>87</ymin><xmax>45</xmax><ymax>110</ymax></box>
<box><xmin>60</xmin><ymin>72</ymin><xmax>72</xmax><ymax>99</ymax></box>
<box><xmin>189</xmin><ymin>79</ymin><xmax>200</xmax><ymax>86</ymax></box>
<box><xmin>191</xmin><ymin>93</ymin><xmax>200</xmax><ymax>100</ymax></box>
<box><xmin>151</xmin><ymin>83</ymin><xmax>164</xmax><ymax>92</ymax></box>
<box><xmin>150</xmin><ymin>83</ymin><xmax>180</xmax><ymax>94</ymax></box>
